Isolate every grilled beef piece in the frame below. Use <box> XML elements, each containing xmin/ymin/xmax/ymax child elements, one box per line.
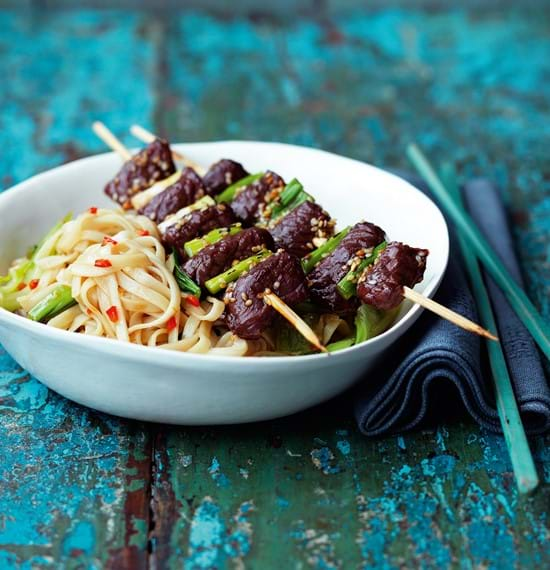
<box><xmin>104</xmin><ymin>139</ymin><xmax>175</xmax><ymax>209</ymax></box>
<box><xmin>202</xmin><ymin>159</ymin><xmax>249</xmax><ymax>196</ymax></box>
<box><xmin>162</xmin><ymin>204</ymin><xmax>237</xmax><ymax>257</ymax></box>
<box><xmin>139</xmin><ymin>167</ymin><xmax>205</xmax><ymax>222</ymax></box>
<box><xmin>224</xmin><ymin>250</ymin><xmax>308</xmax><ymax>339</ymax></box>
<box><xmin>357</xmin><ymin>242</ymin><xmax>428</xmax><ymax>310</ymax></box>
<box><xmin>231</xmin><ymin>171</ymin><xmax>285</xmax><ymax>225</ymax></box>
<box><xmin>183</xmin><ymin>228</ymin><xmax>275</xmax><ymax>286</ymax></box>
<box><xmin>307</xmin><ymin>221</ymin><xmax>386</xmax><ymax>313</ymax></box>
<box><xmin>270</xmin><ymin>201</ymin><xmax>334</xmax><ymax>258</ymax></box>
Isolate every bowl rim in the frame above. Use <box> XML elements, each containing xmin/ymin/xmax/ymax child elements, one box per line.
<box><xmin>0</xmin><ymin>140</ymin><xmax>449</xmax><ymax>366</ymax></box>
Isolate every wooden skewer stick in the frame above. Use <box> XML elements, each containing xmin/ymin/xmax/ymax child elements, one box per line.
<box><xmin>130</xmin><ymin>124</ymin><xmax>206</xmax><ymax>174</ymax></box>
<box><xmin>403</xmin><ymin>286</ymin><xmax>498</xmax><ymax>341</ymax></box>
<box><xmin>92</xmin><ymin>121</ymin><xmax>132</xmax><ymax>161</ymax></box>
<box><xmin>264</xmin><ymin>292</ymin><xmax>328</xmax><ymax>353</ymax></box>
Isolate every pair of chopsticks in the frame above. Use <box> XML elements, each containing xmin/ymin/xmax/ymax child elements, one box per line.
<box><xmin>408</xmin><ymin>143</ymin><xmax>548</xmax><ymax>494</ymax></box>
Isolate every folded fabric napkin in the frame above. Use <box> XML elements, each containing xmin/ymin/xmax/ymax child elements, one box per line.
<box><xmin>354</xmin><ymin>175</ymin><xmax>550</xmax><ymax>436</ymax></box>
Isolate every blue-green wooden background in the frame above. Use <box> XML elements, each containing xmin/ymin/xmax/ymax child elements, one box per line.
<box><xmin>0</xmin><ymin>3</ymin><xmax>548</xmax><ymax>568</ymax></box>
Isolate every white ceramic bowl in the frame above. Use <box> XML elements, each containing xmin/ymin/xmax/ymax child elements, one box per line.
<box><xmin>0</xmin><ymin>141</ymin><xmax>449</xmax><ymax>424</ymax></box>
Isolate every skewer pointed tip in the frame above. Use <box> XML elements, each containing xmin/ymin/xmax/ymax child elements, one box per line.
<box><xmin>482</xmin><ymin>329</ymin><xmax>499</xmax><ymax>342</ymax></box>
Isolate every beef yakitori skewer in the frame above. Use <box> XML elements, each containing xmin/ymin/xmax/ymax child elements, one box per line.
<box><xmin>356</xmin><ymin>242</ymin><xmax>428</xmax><ymax>310</ymax></box>
<box><xmin>223</xmin><ymin>250</ymin><xmax>325</xmax><ymax>349</ymax></box>
<box><xmin>229</xmin><ymin>170</ymin><xmax>286</xmax><ymax>225</ymax></box>
<box><xmin>92</xmin><ymin>122</ymin><xmax>176</xmax><ymax>209</ymax></box>
<box><xmin>183</xmin><ymin>227</ymin><xmax>274</xmax><ymax>286</ymax></box>
<box><xmin>307</xmin><ymin>221</ymin><xmax>386</xmax><ymax>313</ymax></box>
<box><xmin>269</xmin><ymin>200</ymin><xmax>335</xmax><ymax>258</ymax></box>
<box><xmin>201</xmin><ymin>159</ymin><xmax>250</xmax><ymax>197</ymax></box>
<box><xmin>93</xmin><ymin>121</ymin><xmax>497</xmax><ymax>344</ymax></box>
<box><xmin>130</xmin><ymin>124</ymin><xmax>205</xmax><ymax>173</ymax></box>
<box><xmin>160</xmin><ymin>202</ymin><xmax>238</xmax><ymax>258</ymax></box>
<box><xmin>131</xmin><ymin>125</ymin><xmax>250</xmax><ymax>197</ymax></box>
<box><xmin>138</xmin><ymin>167</ymin><xmax>207</xmax><ymax>222</ymax></box>
<box><xmin>354</xmin><ymin>241</ymin><xmax>498</xmax><ymax>341</ymax></box>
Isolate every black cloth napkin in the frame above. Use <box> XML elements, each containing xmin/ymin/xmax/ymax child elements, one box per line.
<box><xmin>354</xmin><ymin>175</ymin><xmax>550</xmax><ymax>436</ymax></box>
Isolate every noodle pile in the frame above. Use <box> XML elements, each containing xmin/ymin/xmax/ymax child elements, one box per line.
<box><xmin>15</xmin><ymin>208</ymin><xmax>254</xmax><ymax>355</ymax></box>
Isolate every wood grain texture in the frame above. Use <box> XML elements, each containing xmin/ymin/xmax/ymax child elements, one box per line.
<box><xmin>0</xmin><ymin>11</ymin><xmax>157</xmax><ymax>568</ymax></box>
<box><xmin>0</xmin><ymin>4</ymin><xmax>549</xmax><ymax>569</ymax></box>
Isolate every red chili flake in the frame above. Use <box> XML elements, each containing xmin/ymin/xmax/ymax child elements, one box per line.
<box><xmin>186</xmin><ymin>295</ymin><xmax>200</xmax><ymax>307</ymax></box>
<box><xmin>29</xmin><ymin>279</ymin><xmax>39</xmax><ymax>290</ymax></box>
<box><xmin>94</xmin><ymin>259</ymin><xmax>112</xmax><ymax>268</ymax></box>
<box><xmin>89</xmin><ymin>206</ymin><xmax>98</xmax><ymax>214</ymax></box>
<box><xmin>137</xmin><ymin>229</ymin><xmax>149</xmax><ymax>237</ymax></box>
<box><xmin>166</xmin><ymin>315</ymin><xmax>177</xmax><ymax>331</ymax></box>
<box><xmin>17</xmin><ymin>282</ymin><xmax>26</xmax><ymax>291</ymax></box>
<box><xmin>102</xmin><ymin>236</ymin><xmax>118</xmax><ymax>246</ymax></box>
<box><xmin>106</xmin><ymin>306</ymin><xmax>118</xmax><ymax>323</ymax></box>
<box><xmin>86</xmin><ymin>308</ymin><xmax>93</xmax><ymax>316</ymax></box>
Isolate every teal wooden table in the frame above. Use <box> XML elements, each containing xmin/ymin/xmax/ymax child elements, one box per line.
<box><xmin>1</xmin><ymin>4</ymin><xmax>549</xmax><ymax>568</ymax></box>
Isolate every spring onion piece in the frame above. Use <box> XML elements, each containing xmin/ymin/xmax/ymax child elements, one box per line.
<box><xmin>174</xmin><ymin>265</ymin><xmax>202</xmax><ymax>298</ymax></box>
<box><xmin>0</xmin><ymin>213</ymin><xmax>72</xmax><ymax>311</ymax></box>
<box><xmin>28</xmin><ymin>285</ymin><xmax>77</xmax><ymax>322</ymax></box>
<box><xmin>268</xmin><ymin>179</ymin><xmax>302</xmax><ymax>216</ymax></box>
<box><xmin>0</xmin><ymin>259</ymin><xmax>35</xmax><ymax>311</ymax></box>
<box><xmin>337</xmin><ymin>241</ymin><xmax>387</xmax><ymax>300</ymax></box>
<box><xmin>204</xmin><ymin>250</ymin><xmax>272</xmax><ymax>295</ymax></box>
<box><xmin>269</xmin><ymin>178</ymin><xmax>314</xmax><ymax>220</ymax></box>
<box><xmin>216</xmin><ymin>172</ymin><xmax>264</xmax><ymax>203</ymax></box>
<box><xmin>355</xmin><ymin>305</ymin><xmax>399</xmax><ymax>345</ymax></box>
<box><xmin>184</xmin><ymin>224</ymin><xmax>243</xmax><ymax>257</ymax></box>
<box><xmin>171</xmin><ymin>249</ymin><xmax>202</xmax><ymax>298</ymax></box>
<box><xmin>301</xmin><ymin>226</ymin><xmax>351</xmax><ymax>274</ymax></box>
<box><xmin>158</xmin><ymin>195</ymin><xmax>215</xmax><ymax>233</ymax></box>
<box><xmin>326</xmin><ymin>337</ymin><xmax>355</xmax><ymax>352</ymax></box>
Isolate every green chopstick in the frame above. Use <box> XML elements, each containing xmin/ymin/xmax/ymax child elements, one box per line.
<box><xmin>442</xmin><ymin>163</ymin><xmax>538</xmax><ymax>494</ymax></box>
<box><xmin>407</xmin><ymin>143</ymin><xmax>550</xmax><ymax>362</ymax></box>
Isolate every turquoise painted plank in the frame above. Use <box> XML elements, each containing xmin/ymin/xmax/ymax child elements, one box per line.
<box><xmin>0</xmin><ymin>10</ymin><xmax>158</xmax><ymax>568</ymax></box>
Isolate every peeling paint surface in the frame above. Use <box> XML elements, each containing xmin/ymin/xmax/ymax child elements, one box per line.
<box><xmin>0</xmin><ymin>4</ymin><xmax>549</xmax><ymax>569</ymax></box>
